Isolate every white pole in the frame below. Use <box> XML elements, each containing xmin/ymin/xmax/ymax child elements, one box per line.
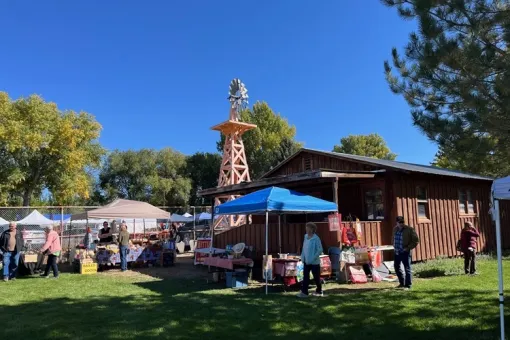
<box><xmin>209</xmin><ymin>205</ymin><xmax>215</xmax><ymax>260</ymax></box>
<box><xmin>265</xmin><ymin>211</ymin><xmax>269</xmax><ymax>295</ymax></box>
<box><xmin>495</xmin><ymin>199</ymin><xmax>506</xmax><ymax>340</ymax></box>
<box><xmin>193</xmin><ymin>206</ymin><xmax>196</xmax><ymax>242</ymax></box>
<box><xmin>278</xmin><ymin>215</ymin><xmax>282</xmax><ymax>254</ymax></box>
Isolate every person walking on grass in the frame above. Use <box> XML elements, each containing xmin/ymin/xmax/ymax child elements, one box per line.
<box><xmin>0</xmin><ymin>222</ymin><xmax>23</xmax><ymax>282</ymax></box>
<box><xmin>40</xmin><ymin>225</ymin><xmax>61</xmax><ymax>279</ymax></box>
<box><xmin>392</xmin><ymin>216</ymin><xmax>419</xmax><ymax>290</ymax></box>
<box><xmin>297</xmin><ymin>222</ymin><xmax>324</xmax><ymax>298</ymax></box>
<box><xmin>118</xmin><ymin>223</ymin><xmax>130</xmax><ymax>272</ymax></box>
<box><xmin>460</xmin><ymin>222</ymin><xmax>480</xmax><ymax>275</ymax></box>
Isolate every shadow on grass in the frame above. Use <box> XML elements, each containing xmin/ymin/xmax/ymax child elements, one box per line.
<box><xmin>1</xmin><ymin>277</ymin><xmax>505</xmax><ymax>340</ymax></box>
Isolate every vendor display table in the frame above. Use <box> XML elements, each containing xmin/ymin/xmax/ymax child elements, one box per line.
<box><xmin>272</xmin><ymin>255</ymin><xmax>331</xmax><ymax>288</ymax></box>
<box><xmin>202</xmin><ymin>256</ymin><xmax>253</xmax><ymax>271</ymax></box>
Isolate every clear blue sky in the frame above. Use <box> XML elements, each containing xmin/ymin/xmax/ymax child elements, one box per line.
<box><xmin>0</xmin><ymin>1</ymin><xmax>437</xmax><ymax>165</ymax></box>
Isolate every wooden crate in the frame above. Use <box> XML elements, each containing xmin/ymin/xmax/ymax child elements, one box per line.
<box><xmin>80</xmin><ymin>262</ymin><xmax>98</xmax><ymax>275</ymax></box>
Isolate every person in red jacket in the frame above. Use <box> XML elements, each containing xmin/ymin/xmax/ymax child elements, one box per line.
<box><xmin>460</xmin><ymin>222</ymin><xmax>480</xmax><ymax>275</ymax></box>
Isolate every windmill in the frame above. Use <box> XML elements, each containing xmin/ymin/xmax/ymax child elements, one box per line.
<box><xmin>211</xmin><ymin>79</ymin><xmax>256</xmax><ymax>229</ymax></box>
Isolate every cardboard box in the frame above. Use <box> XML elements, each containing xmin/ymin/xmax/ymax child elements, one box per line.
<box><xmin>23</xmin><ymin>254</ymin><xmax>38</xmax><ymax>263</ymax></box>
<box><xmin>80</xmin><ymin>262</ymin><xmax>98</xmax><ymax>275</ymax></box>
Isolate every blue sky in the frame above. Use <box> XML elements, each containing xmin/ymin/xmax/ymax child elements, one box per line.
<box><xmin>0</xmin><ymin>1</ymin><xmax>437</xmax><ymax>164</ymax></box>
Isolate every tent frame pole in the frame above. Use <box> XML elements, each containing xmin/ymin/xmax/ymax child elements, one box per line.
<box><xmin>495</xmin><ymin>199</ymin><xmax>505</xmax><ymax>340</ymax></box>
<box><xmin>209</xmin><ymin>204</ymin><xmax>215</xmax><ymax>266</ymax></box>
<box><xmin>278</xmin><ymin>215</ymin><xmax>282</xmax><ymax>254</ymax></box>
<box><xmin>192</xmin><ymin>206</ymin><xmax>196</xmax><ymax>242</ymax></box>
<box><xmin>265</xmin><ymin>210</ymin><xmax>269</xmax><ymax>295</ymax></box>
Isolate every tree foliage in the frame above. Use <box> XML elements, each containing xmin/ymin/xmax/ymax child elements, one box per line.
<box><xmin>217</xmin><ymin>101</ymin><xmax>302</xmax><ymax>179</ymax></box>
<box><xmin>0</xmin><ymin>92</ymin><xmax>104</xmax><ymax>206</ymax></box>
<box><xmin>186</xmin><ymin>152</ymin><xmax>222</xmax><ymax>206</ymax></box>
<box><xmin>99</xmin><ymin>148</ymin><xmax>191</xmax><ymax>206</ymax></box>
<box><xmin>333</xmin><ymin>134</ymin><xmax>397</xmax><ymax>160</ymax></box>
<box><xmin>382</xmin><ymin>0</ymin><xmax>510</xmax><ymax>177</ymax></box>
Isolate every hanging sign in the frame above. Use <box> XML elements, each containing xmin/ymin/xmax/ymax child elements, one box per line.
<box><xmin>328</xmin><ymin>213</ymin><xmax>341</xmax><ymax>232</ymax></box>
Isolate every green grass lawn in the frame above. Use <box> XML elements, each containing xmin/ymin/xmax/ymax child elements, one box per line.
<box><xmin>0</xmin><ymin>258</ymin><xmax>509</xmax><ymax>340</ymax></box>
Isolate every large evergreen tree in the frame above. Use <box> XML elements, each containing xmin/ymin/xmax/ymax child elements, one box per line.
<box><xmin>382</xmin><ymin>0</ymin><xmax>510</xmax><ymax>177</ymax></box>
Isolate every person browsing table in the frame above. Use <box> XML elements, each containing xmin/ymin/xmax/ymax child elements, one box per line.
<box><xmin>0</xmin><ymin>222</ymin><xmax>23</xmax><ymax>282</ymax></box>
<box><xmin>39</xmin><ymin>225</ymin><xmax>62</xmax><ymax>279</ymax></box>
<box><xmin>99</xmin><ymin>221</ymin><xmax>113</xmax><ymax>243</ymax></box>
<box><xmin>297</xmin><ymin>222</ymin><xmax>324</xmax><ymax>298</ymax></box>
<box><xmin>118</xmin><ymin>223</ymin><xmax>130</xmax><ymax>272</ymax></box>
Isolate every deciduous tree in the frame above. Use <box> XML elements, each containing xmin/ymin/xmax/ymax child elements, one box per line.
<box><xmin>99</xmin><ymin>148</ymin><xmax>191</xmax><ymax>206</ymax></box>
<box><xmin>186</xmin><ymin>152</ymin><xmax>222</xmax><ymax>206</ymax></box>
<box><xmin>0</xmin><ymin>93</ymin><xmax>104</xmax><ymax>206</ymax></box>
<box><xmin>333</xmin><ymin>134</ymin><xmax>397</xmax><ymax>160</ymax></box>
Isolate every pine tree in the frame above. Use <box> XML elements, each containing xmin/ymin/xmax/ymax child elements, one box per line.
<box><xmin>382</xmin><ymin>0</ymin><xmax>510</xmax><ymax>177</ymax></box>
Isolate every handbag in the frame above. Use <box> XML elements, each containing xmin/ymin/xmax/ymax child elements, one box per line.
<box><xmin>456</xmin><ymin>239</ymin><xmax>462</xmax><ymax>252</ymax></box>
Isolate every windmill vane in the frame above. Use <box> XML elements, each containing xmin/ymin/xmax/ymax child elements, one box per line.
<box><xmin>228</xmin><ymin>78</ymin><xmax>249</xmax><ymax>119</ymax></box>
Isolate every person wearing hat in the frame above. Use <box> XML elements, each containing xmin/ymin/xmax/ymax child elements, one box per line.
<box><xmin>392</xmin><ymin>216</ymin><xmax>419</xmax><ymax>289</ymax></box>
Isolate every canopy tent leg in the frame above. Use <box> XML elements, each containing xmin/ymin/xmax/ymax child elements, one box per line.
<box><xmin>209</xmin><ymin>205</ymin><xmax>215</xmax><ymax>271</ymax></box>
<box><xmin>495</xmin><ymin>200</ymin><xmax>506</xmax><ymax>340</ymax></box>
<box><xmin>143</xmin><ymin>219</ymin><xmax>146</xmax><ymax>238</ymax></box>
<box><xmin>192</xmin><ymin>206</ymin><xmax>196</xmax><ymax>242</ymax></box>
<box><xmin>278</xmin><ymin>215</ymin><xmax>282</xmax><ymax>254</ymax></box>
<box><xmin>265</xmin><ymin>211</ymin><xmax>269</xmax><ymax>295</ymax></box>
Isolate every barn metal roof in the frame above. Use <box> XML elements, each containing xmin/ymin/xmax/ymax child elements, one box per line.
<box><xmin>262</xmin><ymin>148</ymin><xmax>493</xmax><ymax>181</ymax></box>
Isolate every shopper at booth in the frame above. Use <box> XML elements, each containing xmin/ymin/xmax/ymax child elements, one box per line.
<box><xmin>40</xmin><ymin>225</ymin><xmax>62</xmax><ymax>279</ymax></box>
<box><xmin>118</xmin><ymin>223</ymin><xmax>130</xmax><ymax>272</ymax></box>
<box><xmin>392</xmin><ymin>216</ymin><xmax>420</xmax><ymax>290</ymax></box>
<box><xmin>0</xmin><ymin>221</ymin><xmax>23</xmax><ymax>282</ymax></box>
<box><xmin>297</xmin><ymin>222</ymin><xmax>324</xmax><ymax>298</ymax></box>
<box><xmin>460</xmin><ymin>221</ymin><xmax>480</xmax><ymax>275</ymax></box>
<box><xmin>99</xmin><ymin>221</ymin><xmax>113</xmax><ymax>243</ymax></box>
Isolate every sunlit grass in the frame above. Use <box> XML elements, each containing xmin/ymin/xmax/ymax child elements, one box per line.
<box><xmin>0</xmin><ymin>259</ymin><xmax>508</xmax><ymax>340</ymax></box>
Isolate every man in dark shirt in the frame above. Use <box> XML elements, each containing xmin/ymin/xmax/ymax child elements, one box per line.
<box><xmin>99</xmin><ymin>221</ymin><xmax>113</xmax><ymax>243</ymax></box>
<box><xmin>0</xmin><ymin>222</ymin><xmax>23</xmax><ymax>282</ymax></box>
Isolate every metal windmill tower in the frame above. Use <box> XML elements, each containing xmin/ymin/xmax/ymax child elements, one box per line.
<box><xmin>211</xmin><ymin>79</ymin><xmax>256</xmax><ymax>229</ymax></box>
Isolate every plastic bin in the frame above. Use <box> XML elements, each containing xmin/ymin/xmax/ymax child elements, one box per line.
<box><xmin>226</xmin><ymin>270</ymin><xmax>248</xmax><ymax>288</ymax></box>
<box><xmin>328</xmin><ymin>247</ymin><xmax>342</xmax><ymax>272</ymax></box>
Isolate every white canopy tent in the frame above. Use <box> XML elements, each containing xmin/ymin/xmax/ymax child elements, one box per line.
<box><xmin>0</xmin><ymin>217</ymin><xmax>9</xmax><ymax>225</ymax></box>
<box><xmin>70</xmin><ymin>199</ymin><xmax>170</xmax><ymax>236</ymax></box>
<box><xmin>17</xmin><ymin>210</ymin><xmax>55</xmax><ymax>225</ymax></box>
<box><xmin>491</xmin><ymin>176</ymin><xmax>510</xmax><ymax>340</ymax></box>
<box><xmin>71</xmin><ymin>199</ymin><xmax>170</xmax><ymax>220</ymax></box>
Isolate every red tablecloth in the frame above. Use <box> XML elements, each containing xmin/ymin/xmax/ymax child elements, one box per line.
<box><xmin>202</xmin><ymin>256</ymin><xmax>253</xmax><ymax>270</ymax></box>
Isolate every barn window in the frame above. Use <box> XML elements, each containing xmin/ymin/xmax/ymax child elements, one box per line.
<box><xmin>303</xmin><ymin>157</ymin><xmax>312</xmax><ymax>171</ymax></box>
<box><xmin>365</xmin><ymin>189</ymin><xmax>384</xmax><ymax>220</ymax></box>
<box><xmin>459</xmin><ymin>189</ymin><xmax>475</xmax><ymax>214</ymax></box>
<box><xmin>416</xmin><ymin>186</ymin><xmax>430</xmax><ymax>219</ymax></box>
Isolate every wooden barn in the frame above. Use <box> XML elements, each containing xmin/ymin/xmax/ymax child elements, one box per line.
<box><xmin>199</xmin><ymin>148</ymin><xmax>510</xmax><ymax>262</ymax></box>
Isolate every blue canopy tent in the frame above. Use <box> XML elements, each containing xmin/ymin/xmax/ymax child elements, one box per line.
<box><xmin>170</xmin><ymin>213</ymin><xmax>193</xmax><ymax>223</ymax></box>
<box><xmin>195</xmin><ymin>212</ymin><xmax>212</xmax><ymax>221</ymax></box>
<box><xmin>213</xmin><ymin>186</ymin><xmax>338</xmax><ymax>294</ymax></box>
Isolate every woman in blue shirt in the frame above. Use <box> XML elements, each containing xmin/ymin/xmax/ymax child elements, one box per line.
<box><xmin>297</xmin><ymin>222</ymin><xmax>324</xmax><ymax>297</ymax></box>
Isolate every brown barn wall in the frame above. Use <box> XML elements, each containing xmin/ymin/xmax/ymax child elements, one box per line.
<box><xmin>213</xmin><ymin>221</ymin><xmax>382</xmax><ymax>258</ymax></box>
<box><xmin>268</xmin><ymin>151</ymin><xmax>381</xmax><ymax>177</ymax></box>
<box><xmin>391</xmin><ymin>173</ymin><xmax>510</xmax><ymax>261</ymax></box>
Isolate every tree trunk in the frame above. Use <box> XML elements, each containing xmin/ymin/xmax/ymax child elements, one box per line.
<box><xmin>23</xmin><ymin>188</ymin><xmax>33</xmax><ymax>207</ymax></box>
